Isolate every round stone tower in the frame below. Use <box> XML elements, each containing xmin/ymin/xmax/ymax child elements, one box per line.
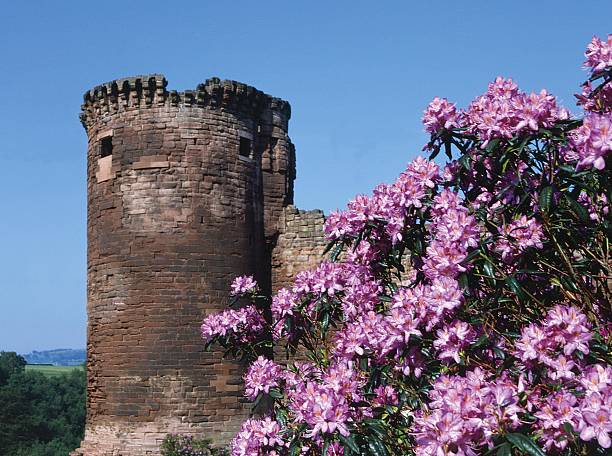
<box><xmin>75</xmin><ymin>75</ymin><xmax>295</xmax><ymax>455</ymax></box>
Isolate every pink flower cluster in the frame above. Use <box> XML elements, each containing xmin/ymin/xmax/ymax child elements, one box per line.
<box><xmin>573</xmin><ymin>35</ymin><xmax>612</xmax><ymax>163</ymax></box>
<box><xmin>243</xmin><ymin>356</ymin><xmax>283</xmax><ymax>400</ymax></box>
<box><xmin>423</xmin><ymin>189</ymin><xmax>479</xmax><ymax>280</ymax></box>
<box><xmin>571</xmin><ymin>112</ymin><xmax>611</xmax><ymax>170</ymax></box>
<box><xmin>433</xmin><ymin>320</ymin><xmax>476</xmax><ymax>364</ymax></box>
<box><xmin>204</xmin><ymin>35</ymin><xmax>612</xmax><ymax>454</ymax></box>
<box><xmin>293</xmin><ymin>261</ymin><xmax>358</xmax><ymax>298</ymax></box>
<box><xmin>510</xmin><ymin>305</ymin><xmax>612</xmax><ymax>450</ymax></box>
<box><xmin>461</xmin><ymin>77</ymin><xmax>569</xmax><ymax>146</ymax></box>
<box><xmin>324</xmin><ymin>157</ymin><xmax>439</xmax><ymax>244</ymax></box>
<box><xmin>412</xmin><ymin>368</ymin><xmax>522</xmax><ymax>455</ymax></box>
<box><xmin>584</xmin><ymin>34</ymin><xmax>612</xmax><ymax>74</ymax></box>
<box><xmin>230</xmin><ymin>275</ymin><xmax>258</xmax><ymax>296</ymax></box>
<box><xmin>335</xmin><ymin>276</ymin><xmax>463</xmax><ymax>363</ymax></box>
<box><xmin>284</xmin><ymin>361</ymin><xmax>366</xmax><ymax>439</ymax></box>
<box><xmin>514</xmin><ymin>305</ymin><xmax>592</xmax><ymax>379</ymax></box>
<box><xmin>533</xmin><ymin>377</ymin><xmax>612</xmax><ymax>452</ymax></box>
<box><xmin>272</xmin><ymin>261</ymin><xmax>381</xmax><ymax>340</ymax></box>
<box><xmin>393</xmin><ymin>277</ymin><xmax>463</xmax><ymax>331</ymax></box>
<box><xmin>270</xmin><ymin>287</ymin><xmax>297</xmax><ymax>321</ymax></box>
<box><xmin>422</xmin><ymin>97</ymin><xmax>461</xmax><ymax>134</ymax></box>
<box><xmin>200</xmin><ymin>305</ymin><xmax>265</xmax><ymax>343</ymax></box>
<box><xmin>495</xmin><ymin>215</ymin><xmax>544</xmax><ymax>262</ymax></box>
<box><xmin>230</xmin><ymin>417</ymin><xmax>284</xmax><ymax>456</ymax></box>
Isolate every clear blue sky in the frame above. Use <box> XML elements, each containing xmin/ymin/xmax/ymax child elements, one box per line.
<box><xmin>0</xmin><ymin>1</ymin><xmax>609</xmax><ymax>353</ymax></box>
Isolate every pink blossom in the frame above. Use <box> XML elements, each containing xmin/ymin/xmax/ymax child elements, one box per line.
<box><xmin>244</xmin><ymin>356</ymin><xmax>283</xmax><ymax>400</ymax></box>
<box><xmin>464</xmin><ymin>77</ymin><xmax>568</xmax><ymax>146</ymax></box>
<box><xmin>323</xmin><ymin>156</ymin><xmax>439</xmax><ymax>243</ymax></box>
<box><xmin>200</xmin><ymin>305</ymin><xmax>265</xmax><ymax>343</ymax></box>
<box><xmin>533</xmin><ymin>391</ymin><xmax>579</xmax><ymax>451</ymax></box>
<box><xmin>285</xmin><ymin>362</ymin><xmax>364</xmax><ymax>439</ymax></box>
<box><xmin>422</xmin><ymin>97</ymin><xmax>461</xmax><ymax>134</ymax></box>
<box><xmin>580</xmin><ymin>364</ymin><xmax>612</xmax><ymax>393</ymax></box>
<box><xmin>433</xmin><ymin>320</ymin><xmax>476</xmax><ymax>364</ymax></box>
<box><xmin>231</xmin><ymin>417</ymin><xmax>284</xmax><ymax>456</ymax></box>
<box><xmin>584</xmin><ymin>34</ymin><xmax>612</xmax><ymax>73</ymax></box>
<box><xmin>412</xmin><ymin>369</ymin><xmax>523</xmax><ymax>454</ymax></box>
<box><xmin>514</xmin><ymin>305</ymin><xmax>592</xmax><ymax>380</ymax></box>
<box><xmin>230</xmin><ymin>275</ymin><xmax>258</xmax><ymax>296</ymax></box>
<box><xmin>495</xmin><ymin>215</ymin><xmax>544</xmax><ymax>262</ymax></box>
<box><xmin>571</xmin><ymin>112</ymin><xmax>612</xmax><ymax>170</ymax></box>
<box><xmin>271</xmin><ymin>288</ymin><xmax>298</xmax><ymax>322</ymax></box>
<box><xmin>579</xmin><ymin>409</ymin><xmax>612</xmax><ymax>448</ymax></box>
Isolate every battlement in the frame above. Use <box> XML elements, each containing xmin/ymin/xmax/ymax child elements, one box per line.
<box><xmin>80</xmin><ymin>74</ymin><xmax>291</xmax><ymax>129</ymax></box>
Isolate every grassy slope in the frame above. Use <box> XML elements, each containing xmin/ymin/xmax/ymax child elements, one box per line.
<box><xmin>25</xmin><ymin>365</ymin><xmax>84</xmax><ymax>377</ymax></box>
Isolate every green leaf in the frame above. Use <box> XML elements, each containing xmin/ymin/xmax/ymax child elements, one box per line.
<box><xmin>506</xmin><ymin>432</ymin><xmax>546</xmax><ymax>456</ymax></box>
<box><xmin>505</xmin><ymin>276</ymin><xmax>526</xmax><ymax>302</ymax></box>
<box><xmin>252</xmin><ymin>393</ymin><xmax>263</xmax><ymax>409</ymax></box>
<box><xmin>276</xmin><ymin>408</ymin><xmax>287</xmax><ymax>426</ymax></box>
<box><xmin>485</xmin><ymin>138</ymin><xmax>501</xmax><ymax>153</ymax></box>
<box><xmin>558</xmin><ymin>164</ymin><xmax>576</xmax><ymax>174</ymax></box>
<box><xmin>365</xmin><ymin>419</ymin><xmax>386</xmax><ymax>439</ymax></box>
<box><xmin>496</xmin><ymin>442</ymin><xmax>511</xmax><ymax>456</ymax></box>
<box><xmin>367</xmin><ymin>436</ymin><xmax>388</xmax><ymax>456</ymax></box>
<box><xmin>322</xmin><ymin>311</ymin><xmax>330</xmax><ymax>334</ymax></box>
<box><xmin>473</xmin><ymin>333</ymin><xmax>489</xmax><ymax>348</ymax></box>
<box><xmin>323</xmin><ymin>240</ymin><xmax>337</xmax><ymax>255</ymax></box>
<box><xmin>289</xmin><ymin>441</ymin><xmax>301</xmax><ymax>456</ymax></box>
<box><xmin>269</xmin><ymin>388</ymin><xmax>283</xmax><ymax>399</ymax></box>
<box><xmin>322</xmin><ymin>439</ymin><xmax>331</xmax><ymax>456</ymax></box>
<box><xmin>428</xmin><ymin>145</ymin><xmax>441</xmax><ymax>160</ymax></box>
<box><xmin>559</xmin><ymin>276</ymin><xmax>580</xmax><ymax>293</ymax></box>
<box><xmin>483</xmin><ymin>261</ymin><xmax>496</xmax><ymax>279</ymax></box>
<box><xmin>564</xmin><ymin>194</ymin><xmax>590</xmax><ymax>223</ymax></box>
<box><xmin>444</xmin><ymin>140</ymin><xmax>452</xmax><ymax>159</ymax></box>
<box><xmin>339</xmin><ymin>434</ymin><xmax>360</xmax><ymax>454</ymax></box>
<box><xmin>331</xmin><ymin>242</ymin><xmax>344</xmax><ymax>262</ymax></box>
<box><xmin>538</xmin><ymin>186</ymin><xmax>553</xmax><ymax>214</ymax></box>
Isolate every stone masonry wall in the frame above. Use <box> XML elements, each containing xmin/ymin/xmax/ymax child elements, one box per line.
<box><xmin>271</xmin><ymin>205</ymin><xmax>327</xmax><ymax>292</ymax></box>
<box><xmin>75</xmin><ymin>75</ymin><xmax>295</xmax><ymax>455</ymax></box>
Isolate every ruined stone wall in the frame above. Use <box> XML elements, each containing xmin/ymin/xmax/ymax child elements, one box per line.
<box><xmin>271</xmin><ymin>205</ymin><xmax>327</xmax><ymax>292</ymax></box>
<box><xmin>76</xmin><ymin>75</ymin><xmax>294</xmax><ymax>455</ymax></box>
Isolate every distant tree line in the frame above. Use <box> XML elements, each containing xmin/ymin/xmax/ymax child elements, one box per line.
<box><xmin>0</xmin><ymin>351</ymin><xmax>85</xmax><ymax>455</ymax></box>
<box><xmin>23</xmin><ymin>348</ymin><xmax>86</xmax><ymax>366</ymax></box>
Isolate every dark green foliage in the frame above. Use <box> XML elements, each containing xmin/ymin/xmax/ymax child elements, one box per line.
<box><xmin>0</xmin><ymin>352</ymin><xmax>85</xmax><ymax>456</ymax></box>
<box><xmin>0</xmin><ymin>351</ymin><xmax>26</xmax><ymax>385</ymax></box>
<box><xmin>160</xmin><ymin>434</ymin><xmax>228</xmax><ymax>456</ymax></box>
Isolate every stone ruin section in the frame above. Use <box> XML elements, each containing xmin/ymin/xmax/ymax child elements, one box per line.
<box><xmin>271</xmin><ymin>206</ymin><xmax>327</xmax><ymax>291</ymax></box>
<box><xmin>74</xmin><ymin>74</ymin><xmax>329</xmax><ymax>455</ymax></box>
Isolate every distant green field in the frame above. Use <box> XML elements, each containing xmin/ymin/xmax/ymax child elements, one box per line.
<box><xmin>25</xmin><ymin>365</ymin><xmax>84</xmax><ymax>377</ymax></box>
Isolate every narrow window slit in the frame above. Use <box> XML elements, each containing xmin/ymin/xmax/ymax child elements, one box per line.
<box><xmin>239</xmin><ymin>137</ymin><xmax>251</xmax><ymax>158</ymax></box>
<box><xmin>101</xmin><ymin>136</ymin><xmax>113</xmax><ymax>157</ymax></box>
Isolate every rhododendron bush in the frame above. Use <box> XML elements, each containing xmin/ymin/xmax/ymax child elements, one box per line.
<box><xmin>201</xmin><ymin>35</ymin><xmax>612</xmax><ymax>455</ymax></box>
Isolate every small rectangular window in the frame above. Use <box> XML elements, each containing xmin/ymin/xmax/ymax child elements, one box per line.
<box><xmin>101</xmin><ymin>136</ymin><xmax>113</xmax><ymax>158</ymax></box>
<box><xmin>239</xmin><ymin>137</ymin><xmax>251</xmax><ymax>158</ymax></box>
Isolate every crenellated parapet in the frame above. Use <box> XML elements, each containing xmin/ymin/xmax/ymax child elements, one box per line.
<box><xmin>80</xmin><ymin>74</ymin><xmax>291</xmax><ymax>131</ymax></box>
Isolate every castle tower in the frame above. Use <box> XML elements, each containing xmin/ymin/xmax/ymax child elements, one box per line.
<box><xmin>75</xmin><ymin>75</ymin><xmax>295</xmax><ymax>455</ymax></box>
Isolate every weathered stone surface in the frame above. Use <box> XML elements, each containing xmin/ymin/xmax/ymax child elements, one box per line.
<box><xmin>271</xmin><ymin>205</ymin><xmax>327</xmax><ymax>291</ymax></box>
<box><xmin>75</xmin><ymin>74</ymin><xmax>327</xmax><ymax>455</ymax></box>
